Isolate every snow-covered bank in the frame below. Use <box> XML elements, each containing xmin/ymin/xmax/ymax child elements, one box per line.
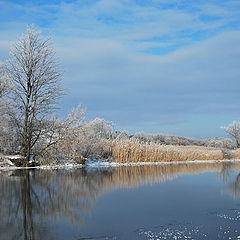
<box><xmin>1</xmin><ymin>158</ymin><xmax>240</xmax><ymax>172</ymax></box>
<box><xmin>38</xmin><ymin>163</ymin><xmax>84</xmax><ymax>170</ymax></box>
<box><xmin>0</xmin><ymin>154</ymin><xmax>84</xmax><ymax>171</ymax></box>
<box><xmin>0</xmin><ymin>163</ymin><xmax>83</xmax><ymax>171</ymax></box>
<box><xmin>86</xmin><ymin>159</ymin><xmax>240</xmax><ymax>168</ymax></box>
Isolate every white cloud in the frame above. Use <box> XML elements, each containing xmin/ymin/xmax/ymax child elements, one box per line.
<box><xmin>55</xmin><ymin>29</ymin><xmax>240</xmax><ymax>108</ymax></box>
<box><xmin>1</xmin><ymin>0</ymin><xmax>240</xmax><ymax>137</ymax></box>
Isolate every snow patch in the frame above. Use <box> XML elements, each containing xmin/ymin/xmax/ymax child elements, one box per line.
<box><xmin>86</xmin><ymin>159</ymin><xmax>240</xmax><ymax>168</ymax></box>
<box><xmin>1</xmin><ymin>158</ymin><xmax>240</xmax><ymax>171</ymax></box>
<box><xmin>4</xmin><ymin>159</ymin><xmax>15</xmax><ymax>166</ymax></box>
<box><xmin>0</xmin><ymin>163</ymin><xmax>83</xmax><ymax>171</ymax></box>
<box><xmin>86</xmin><ymin>159</ymin><xmax>111</xmax><ymax>167</ymax></box>
<box><xmin>5</xmin><ymin>155</ymin><xmax>23</xmax><ymax>159</ymax></box>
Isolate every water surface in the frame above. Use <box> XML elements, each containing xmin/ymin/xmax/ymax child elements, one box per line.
<box><xmin>1</xmin><ymin>162</ymin><xmax>240</xmax><ymax>239</ymax></box>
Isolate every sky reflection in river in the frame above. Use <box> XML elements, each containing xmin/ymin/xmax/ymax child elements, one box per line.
<box><xmin>1</xmin><ymin>162</ymin><xmax>240</xmax><ymax>239</ymax></box>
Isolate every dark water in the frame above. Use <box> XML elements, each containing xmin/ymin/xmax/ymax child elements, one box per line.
<box><xmin>1</xmin><ymin>162</ymin><xmax>240</xmax><ymax>240</ymax></box>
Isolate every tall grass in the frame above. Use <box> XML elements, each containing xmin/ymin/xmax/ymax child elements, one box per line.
<box><xmin>231</xmin><ymin>148</ymin><xmax>240</xmax><ymax>159</ymax></box>
<box><xmin>109</xmin><ymin>139</ymin><xmax>224</xmax><ymax>163</ymax></box>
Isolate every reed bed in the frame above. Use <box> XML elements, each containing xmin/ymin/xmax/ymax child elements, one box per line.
<box><xmin>231</xmin><ymin>148</ymin><xmax>240</xmax><ymax>159</ymax></box>
<box><xmin>109</xmin><ymin>139</ymin><xmax>224</xmax><ymax>163</ymax></box>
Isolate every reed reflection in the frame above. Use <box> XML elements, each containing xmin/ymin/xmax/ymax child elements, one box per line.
<box><xmin>1</xmin><ymin>162</ymin><xmax>240</xmax><ymax>239</ymax></box>
<box><xmin>219</xmin><ymin>162</ymin><xmax>240</xmax><ymax>198</ymax></box>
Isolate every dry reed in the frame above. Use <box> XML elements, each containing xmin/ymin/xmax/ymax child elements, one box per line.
<box><xmin>231</xmin><ymin>148</ymin><xmax>240</xmax><ymax>159</ymax></box>
<box><xmin>109</xmin><ymin>139</ymin><xmax>224</xmax><ymax>163</ymax></box>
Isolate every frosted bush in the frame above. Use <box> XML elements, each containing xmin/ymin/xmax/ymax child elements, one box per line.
<box><xmin>221</xmin><ymin>121</ymin><xmax>240</xmax><ymax>148</ymax></box>
<box><xmin>84</xmin><ymin>118</ymin><xmax>114</xmax><ymax>139</ymax></box>
<box><xmin>203</xmin><ymin>137</ymin><xmax>236</xmax><ymax>149</ymax></box>
<box><xmin>115</xmin><ymin>130</ymin><xmax>130</xmax><ymax>140</ymax></box>
<box><xmin>0</xmin><ymin>116</ymin><xmax>21</xmax><ymax>154</ymax></box>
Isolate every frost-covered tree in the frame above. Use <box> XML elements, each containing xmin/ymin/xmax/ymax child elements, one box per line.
<box><xmin>203</xmin><ymin>137</ymin><xmax>236</xmax><ymax>149</ymax></box>
<box><xmin>36</xmin><ymin>105</ymin><xmax>85</xmax><ymax>163</ymax></box>
<box><xmin>4</xmin><ymin>26</ymin><xmax>64</xmax><ymax>163</ymax></box>
<box><xmin>76</xmin><ymin>118</ymin><xmax>114</xmax><ymax>159</ymax></box>
<box><xmin>0</xmin><ymin>66</ymin><xmax>5</xmax><ymax>115</ymax></box>
<box><xmin>0</xmin><ymin>65</ymin><xmax>20</xmax><ymax>154</ymax></box>
<box><xmin>0</xmin><ymin>65</ymin><xmax>9</xmax><ymax>103</ymax></box>
<box><xmin>0</xmin><ymin>65</ymin><xmax>5</xmax><ymax>98</ymax></box>
<box><xmin>84</xmin><ymin>118</ymin><xmax>114</xmax><ymax>139</ymax></box>
<box><xmin>115</xmin><ymin>130</ymin><xmax>130</xmax><ymax>140</ymax></box>
<box><xmin>221</xmin><ymin>121</ymin><xmax>240</xmax><ymax>148</ymax></box>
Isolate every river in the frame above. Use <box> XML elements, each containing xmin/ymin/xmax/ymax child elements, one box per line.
<box><xmin>1</xmin><ymin>162</ymin><xmax>240</xmax><ymax>239</ymax></box>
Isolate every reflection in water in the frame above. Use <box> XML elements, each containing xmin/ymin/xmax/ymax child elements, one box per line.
<box><xmin>0</xmin><ymin>162</ymin><xmax>240</xmax><ymax>239</ymax></box>
<box><xmin>219</xmin><ymin>162</ymin><xmax>234</xmax><ymax>183</ymax></box>
<box><xmin>226</xmin><ymin>173</ymin><xmax>240</xmax><ymax>198</ymax></box>
<box><xmin>217</xmin><ymin>162</ymin><xmax>240</xmax><ymax>198</ymax></box>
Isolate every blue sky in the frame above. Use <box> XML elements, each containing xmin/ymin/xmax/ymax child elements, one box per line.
<box><xmin>1</xmin><ymin>0</ymin><xmax>240</xmax><ymax>138</ymax></box>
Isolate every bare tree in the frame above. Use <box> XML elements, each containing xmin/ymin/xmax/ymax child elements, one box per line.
<box><xmin>4</xmin><ymin>26</ymin><xmax>64</xmax><ymax>164</ymax></box>
<box><xmin>36</xmin><ymin>105</ymin><xmax>86</xmax><ymax>163</ymax></box>
<box><xmin>0</xmin><ymin>65</ymin><xmax>6</xmax><ymax>116</ymax></box>
<box><xmin>0</xmin><ymin>64</ymin><xmax>8</xmax><ymax>100</ymax></box>
<box><xmin>221</xmin><ymin>121</ymin><xmax>240</xmax><ymax>148</ymax></box>
<box><xmin>84</xmin><ymin>118</ymin><xmax>114</xmax><ymax>139</ymax></box>
<box><xmin>0</xmin><ymin>65</ymin><xmax>4</xmax><ymax>98</ymax></box>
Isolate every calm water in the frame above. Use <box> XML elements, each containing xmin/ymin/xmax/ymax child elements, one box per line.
<box><xmin>1</xmin><ymin>162</ymin><xmax>240</xmax><ymax>240</ymax></box>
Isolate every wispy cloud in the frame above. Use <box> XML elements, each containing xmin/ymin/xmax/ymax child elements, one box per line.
<box><xmin>1</xmin><ymin>0</ymin><xmax>240</xmax><ymax>137</ymax></box>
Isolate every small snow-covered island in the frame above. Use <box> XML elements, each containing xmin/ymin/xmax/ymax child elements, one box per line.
<box><xmin>1</xmin><ymin>27</ymin><xmax>240</xmax><ymax>170</ymax></box>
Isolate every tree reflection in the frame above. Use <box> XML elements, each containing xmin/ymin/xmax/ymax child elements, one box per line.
<box><xmin>219</xmin><ymin>162</ymin><xmax>240</xmax><ymax>198</ymax></box>
<box><xmin>226</xmin><ymin>173</ymin><xmax>240</xmax><ymax>198</ymax></box>
<box><xmin>21</xmin><ymin>171</ymin><xmax>34</xmax><ymax>240</ymax></box>
<box><xmin>0</xmin><ymin>169</ymin><xmax>107</xmax><ymax>240</ymax></box>
<box><xmin>1</xmin><ymin>162</ymin><xmax>240</xmax><ymax>239</ymax></box>
<box><xmin>0</xmin><ymin>170</ymin><xmax>57</xmax><ymax>240</ymax></box>
<box><xmin>219</xmin><ymin>162</ymin><xmax>233</xmax><ymax>184</ymax></box>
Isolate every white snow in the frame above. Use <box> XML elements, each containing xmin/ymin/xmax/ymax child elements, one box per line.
<box><xmin>38</xmin><ymin>163</ymin><xmax>83</xmax><ymax>170</ymax></box>
<box><xmin>4</xmin><ymin>159</ymin><xmax>15</xmax><ymax>166</ymax></box>
<box><xmin>1</xmin><ymin>158</ymin><xmax>240</xmax><ymax>171</ymax></box>
<box><xmin>86</xmin><ymin>158</ymin><xmax>240</xmax><ymax>168</ymax></box>
<box><xmin>5</xmin><ymin>155</ymin><xmax>23</xmax><ymax>159</ymax></box>
<box><xmin>0</xmin><ymin>163</ymin><xmax>83</xmax><ymax>171</ymax></box>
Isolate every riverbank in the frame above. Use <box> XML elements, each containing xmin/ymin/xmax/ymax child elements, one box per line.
<box><xmin>1</xmin><ymin>139</ymin><xmax>240</xmax><ymax>171</ymax></box>
<box><xmin>2</xmin><ymin>158</ymin><xmax>240</xmax><ymax>171</ymax></box>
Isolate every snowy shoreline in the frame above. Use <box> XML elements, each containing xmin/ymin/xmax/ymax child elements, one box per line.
<box><xmin>86</xmin><ymin>159</ymin><xmax>240</xmax><ymax>168</ymax></box>
<box><xmin>1</xmin><ymin>159</ymin><xmax>240</xmax><ymax>171</ymax></box>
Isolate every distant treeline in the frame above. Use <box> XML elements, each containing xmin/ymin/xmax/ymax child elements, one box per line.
<box><xmin>0</xmin><ymin>115</ymin><xmax>236</xmax><ymax>163</ymax></box>
<box><xmin>130</xmin><ymin>132</ymin><xmax>236</xmax><ymax>149</ymax></box>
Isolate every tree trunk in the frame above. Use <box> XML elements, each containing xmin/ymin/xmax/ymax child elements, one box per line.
<box><xmin>21</xmin><ymin>171</ymin><xmax>35</xmax><ymax>239</ymax></box>
<box><xmin>23</xmin><ymin>78</ymin><xmax>32</xmax><ymax>166</ymax></box>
